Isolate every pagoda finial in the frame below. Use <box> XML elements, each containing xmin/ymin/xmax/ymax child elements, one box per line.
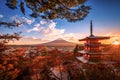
<box><xmin>90</xmin><ymin>20</ymin><xmax>93</xmax><ymax>36</ymax></box>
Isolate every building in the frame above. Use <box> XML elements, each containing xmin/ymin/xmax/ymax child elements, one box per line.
<box><xmin>78</xmin><ymin>21</ymin><xmax>110</xmax><ymax>62</ymax></box>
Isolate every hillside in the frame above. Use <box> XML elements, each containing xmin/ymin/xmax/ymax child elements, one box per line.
<box><xmin>39</xmin><ymin>38</ymin><xmax>77</xmax><ymax>47</ymax></box>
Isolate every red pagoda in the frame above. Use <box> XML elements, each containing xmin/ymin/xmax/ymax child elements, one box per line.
<box><xmin>78</xmin><ymin>21</ymin><xmax>110</xmax><ymax>62</ymax></box>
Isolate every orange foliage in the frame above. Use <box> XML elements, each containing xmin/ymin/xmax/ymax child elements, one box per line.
<box><xmin>0</xmin><ymin>45</ymin><xmax>120</xmax><ymax>80</ymax></box>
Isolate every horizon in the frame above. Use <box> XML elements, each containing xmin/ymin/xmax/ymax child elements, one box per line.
<box><xmin>7</xmin><ymin>37</ymin><xmax>79</xmax><ymax>45</ymax></box>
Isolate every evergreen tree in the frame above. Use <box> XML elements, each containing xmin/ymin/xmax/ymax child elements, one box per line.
<box><xmin>5</xmin><ymin>0</ymin><xmax>91</xmax><ymax>22</ymax></box>
<box><xmin>73</xmin><ymin>44</ymin><xmax>79</xmax><ymax>54</ymax></box>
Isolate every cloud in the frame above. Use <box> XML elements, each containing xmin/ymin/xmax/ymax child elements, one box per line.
<box><xmin>23</xmin><ymin>17</ymin><xmax>35</xmax><ymax>25</ymax></box>
<box><xmin>42</xmin><ymin>32</ymin><xmax>82</xmax><ymax>43</ymax></box>
<box><xmin>40</xmin><ymin>19</ymin><xmax>47</xmax><ymax>24</ymax></box>
<box><xmin>27</xmin><ymin>20</ymin><xmax>65</xmax><ymax>36</ymax></box>
<box><xmin>24</xmin><ymin>36</ymin><xmax>49</xmax><ymax>42</ymax></box>
<box><xmin>8</xmin><ymin>36</ymin><xmax>50</xmax><ymax>45</ymax></box>
<box><xmin>61</xmin><ymin>33</ymin><xmax>82</xmax><ymax>42</ymax></box>
<box><xmin>11</xmin><ymin>16</ymin><xmax>23</xmax><ymax>26</ymax></box>
<box><xmin>11</xmin><ymin>16</ymin><xmax>35</xmax><ymax>26</ymax></box>
<box><xmin>27</xmin><ymin>24</ymin><xmax>41</xmax><ymax>32</ymax></box>
<box><xmin>0</xmin><ymin>14</ymin><xmax>3</xmax><ymax>18</ymax></box>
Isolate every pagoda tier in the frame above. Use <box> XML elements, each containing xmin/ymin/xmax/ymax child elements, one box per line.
<box><xmin>79</xmin><ymin>36</ymin><xmax>110</xmax><ymax>41</ymax></box>
<box><xmin>79</xmin><ymin>35</ymin><xmax>110</xmax><ymax>53</ymax></box>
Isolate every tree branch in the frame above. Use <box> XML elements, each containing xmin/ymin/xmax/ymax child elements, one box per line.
<box><xmin>0</xmin><ymin>32</ymin><xmax>21</xmax><ymax>43</ymax></box>
<box><xmin>0</xmin><ymin>21</ymin><xmax>22</xmax><ymax>28</ymax></box>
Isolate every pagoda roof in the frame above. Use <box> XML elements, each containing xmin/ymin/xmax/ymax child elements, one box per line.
<box><xmin>79</xmin><ymin>35</ymin><xmax>110</xmax><ymax>41</ymax></box>
<box><xmin>78</xmin><ymin>50</ymin><xmax>86</xmax><ymax>54</ymax></box>
<box><xmin>78</xmin><ymin>50</ymin><xmax>111</xmax><ymax>55</ymax></box>
<box><xmin>76</xmin><ymin>56</ymin><xmax>88</xmax><ymax>63</ymax></box>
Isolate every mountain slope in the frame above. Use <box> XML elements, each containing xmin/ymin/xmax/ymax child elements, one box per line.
<box><xmin>40</xmin><ymin>38</ymin><xmax>77</xmax><ymax>47</ymax></box>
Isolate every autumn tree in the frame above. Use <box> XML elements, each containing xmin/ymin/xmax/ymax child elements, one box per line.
<box><xmin>0</xmin><ymin>47</ymin><xmax>27</xmax><ymax>80</ymax></box>
<box><xmin>84</xmin><ymin>63</ymin><xmax>120</xmax><ymax>80</ymax></box>
<box><xmin>0</xmin><ymin>13</ymin><xmax>23</xmax><ymax>79</ymax></box>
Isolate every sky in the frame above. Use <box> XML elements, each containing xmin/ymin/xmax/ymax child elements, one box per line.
<box><xmin>0</xmin><ymin>0</ymin><xmax>120</xmax><ymax>45</ymax></box>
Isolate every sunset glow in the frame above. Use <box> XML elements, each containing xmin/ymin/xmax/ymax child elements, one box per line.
<box><xmin>112</xmin><ymin>40</ymin><xmax>120</xmax><ymax>45</ymax></box>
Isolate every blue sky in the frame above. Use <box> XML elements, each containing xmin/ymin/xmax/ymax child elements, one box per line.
<box><xmin>0</xmin><ymin>0</ymin><xmax>120</xmax><ymax>45</ymax></box>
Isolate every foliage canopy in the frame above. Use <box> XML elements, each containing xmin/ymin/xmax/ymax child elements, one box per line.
<box><xmin>6</xmin><ymin>0</ymin><xmax>91</xmax><ymax>22</ymax></box>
